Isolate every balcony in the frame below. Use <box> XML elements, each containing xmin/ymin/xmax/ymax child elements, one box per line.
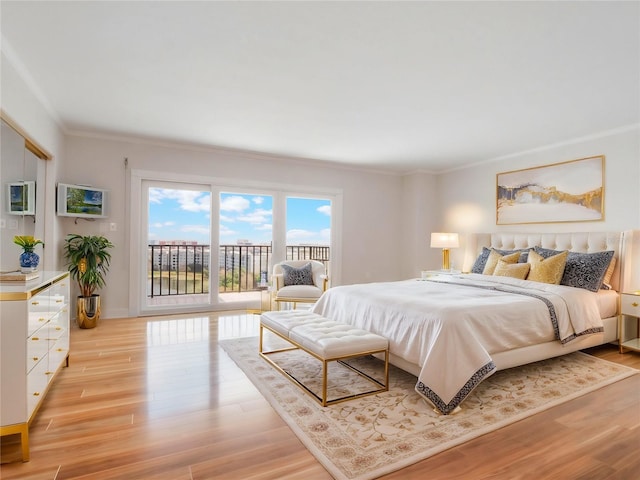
<box><xmin>147</xmin><ymin>244</ymin><xmax>329</xmax><ymax>307</ymax></box>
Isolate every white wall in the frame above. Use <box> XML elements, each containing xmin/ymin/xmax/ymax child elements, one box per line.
<box><xmin>400</xmin><ymin>172</ymin><xmax>441</xmax><ymax>276</ymax></box>
<box><xmin>1</xmin><ymin>51</ymin><xmax>65</xmax><ymax>271</ymax></box>
<box><xmin>436</xmin><ymin>127</ymin><xmax>640</xmax><ymax>270</ymax></box>
<box><xmin>61</xmin><ymin>135</ymin><xmax>406</xmax><ymax>318</ymax></box>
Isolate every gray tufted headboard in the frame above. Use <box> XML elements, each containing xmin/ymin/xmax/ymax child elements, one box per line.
<box><xmin>461</xmin><ymin>231</ymin><xmax>634</xmax><ymax>292</ymax></box>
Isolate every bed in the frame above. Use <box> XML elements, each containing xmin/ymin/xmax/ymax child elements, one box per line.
<box><xmin>311</xmin><ymin>231</ymin><xmax>635</xmax><ymax>414</ymax></box>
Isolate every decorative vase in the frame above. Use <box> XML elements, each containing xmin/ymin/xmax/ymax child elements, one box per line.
<box><xmin>77</xmin><ymin>295</ymin><xmax>101</xmax><ymax>329</ymax></box>
<box><xmin>19</xmin><ymin>250</ymin><xmax>39</xmax><ymax>273</ymax></box>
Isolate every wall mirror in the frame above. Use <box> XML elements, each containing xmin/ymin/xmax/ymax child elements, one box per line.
<box><xmin>1</xmin><ymin>117</ymin><xmax>49</xmax><ymax>273</ymax></box>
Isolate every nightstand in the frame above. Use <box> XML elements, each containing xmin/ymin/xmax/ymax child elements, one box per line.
<box><xmin>619</xmin><ymin>291</ymin><xmax>640</xmax><ymax>353</ymax></box>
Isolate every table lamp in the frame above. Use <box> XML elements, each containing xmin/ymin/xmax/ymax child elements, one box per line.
<box><xmin>430</xmin><ymin>232</ymin><xmax>459</xmax><ymax>271</ymax></box>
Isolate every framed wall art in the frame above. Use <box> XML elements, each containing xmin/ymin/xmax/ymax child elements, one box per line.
<box><xmin>6</xmin><ymin>181</ymin><xmax>35</xmax><ymax>215</ymax></box>
<box><xmin>496</xmin><ymin>155</ymin><xmax>604</xmax><ymax>225</ymax></box>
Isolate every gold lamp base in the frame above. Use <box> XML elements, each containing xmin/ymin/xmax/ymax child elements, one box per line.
<box><xmin>441</xmin><ymin>249</ymin><xmax>451</xmax><ymax>271</ymax></box>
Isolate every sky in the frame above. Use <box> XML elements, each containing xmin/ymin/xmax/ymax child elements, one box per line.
<box><xmin>148</xmin><ymin>188</ymin><xmax>330</xmax><ymax>245</ymax></box>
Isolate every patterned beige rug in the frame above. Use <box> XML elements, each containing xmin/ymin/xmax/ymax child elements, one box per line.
<box><xmin>220</xmin><ymin>336</ymin><xmax>637</xmax><ymax>480</ymax></box>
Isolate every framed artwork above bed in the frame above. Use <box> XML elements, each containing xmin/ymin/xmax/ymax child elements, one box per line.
<box><xmin>496</xmin><ymin>155</ymin><xmax>604</xmax><ymax>225</ymax></box>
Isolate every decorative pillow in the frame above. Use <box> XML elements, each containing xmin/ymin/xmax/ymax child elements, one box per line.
<box><xmin>493</xmin><ymin>260</ymin><xmax>530</xmax><ymax>279</ymax></box>
<box><xmin>482</xmin><ymin>250</ymin><xmax>521</xmax><ymax>275</ymax></box>
<box><xmin>601</xmin><ymin>256</ymin><xmax>617</xmax><ymax>290</ymax></box>
<box><xmin>534</xmin><ymin>247</ymin><xmax>615</xmax><ymax>292</ymax></box>
<box><xmin>281</xmin><ymin>263</ymin><xmax>314</xmax><ymax>286</ymax></box>
<box><xmin>471</xmin><ymin>247</ymin><xmax>530</xmax><ymax>273</ymax></box>
<box><xmin>527</xmin><ymin>250</ymin><xmax>568</xmax><ymax>284</ymax></box>
<box><xmin>507</xmin><ymin>248</ymin><xmax>531</xmax><ymax>263</ymax></box>
<box><xmin>471</xmin><ymin>247</ymin><xmax>492</xmax><ymax>274</ymax></box>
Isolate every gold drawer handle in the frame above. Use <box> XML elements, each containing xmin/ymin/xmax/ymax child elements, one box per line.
<box><xmin>57</xmin><ymin>348</ymin><xmax>64</xmax><ymax>352</ymax></box>
<box><xmin>45</xmin><ymin>371</ymin><xmax>53</xmax><ymax>375</ymax></box>
<box><xmin>56</xmin><ymin>326</ymin><xmax>62</xmax><ymax>331</ymax></box>
<box><xmin>31</xmin><ymin>337</ymin><xmax>39</xmax><ymax>341</ymax></box>
<box><xmin>39</xmin><ymin>317</ymin><xmax>46</xmax><ymax>322</ymax></box>
<box><xmin>632</xmin><ymin>302</ymin><xmax>639</xmax><ymax>307</ymax></box>
<box><xmin>33</xmin><ymin>392</ymin><xmax>40</xmax><ymax>396</ymax></box>
<box><xmin>32</xmin><ymin>356</ymin><xmax>39</xmax><ymax>361</ymax></box>
<box><xmin>31</xmin><ymin>301</ymin><xmax>39</xmax><ymax>306</ymax></box>
<box><xmin>56</xmin><ymin>299</ymin><xmax>63</xmax><ymax>303</ymax></box>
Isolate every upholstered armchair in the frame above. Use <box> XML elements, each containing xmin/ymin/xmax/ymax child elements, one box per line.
<box><xmin>272</xmin><ymin>260</ymin><xmax>328</xmax><ymax>310</ymax></box>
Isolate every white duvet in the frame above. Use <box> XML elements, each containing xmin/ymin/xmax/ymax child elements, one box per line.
<box><xmin>311</xmin><ymin>273</ymin><xmax>604</xmax><ymax>414</ymax></box>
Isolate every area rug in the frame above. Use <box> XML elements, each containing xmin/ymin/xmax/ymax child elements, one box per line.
<box><xmin>220</xmin><ymin>336</ymin><xmax>637</xmax><ymax>480</ymax></box>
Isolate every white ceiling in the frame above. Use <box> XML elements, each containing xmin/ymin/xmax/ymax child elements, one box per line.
<box><xmin>1</xmin><ymin>1</ymin><xmax>639</xmax><ymax>174</ymax></box>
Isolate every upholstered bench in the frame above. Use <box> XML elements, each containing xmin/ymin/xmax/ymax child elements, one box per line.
<box><xmin>259</xmin><ymin>310</ymin><xmax>389</xmax><ymax>406</ymax></box>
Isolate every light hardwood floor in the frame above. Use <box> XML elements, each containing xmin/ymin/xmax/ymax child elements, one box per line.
<box><xmin>1</xmin><ymin>312</ymin><xmax>639</xmax><ymax>479</ymax></box>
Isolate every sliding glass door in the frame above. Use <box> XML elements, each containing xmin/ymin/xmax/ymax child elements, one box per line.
<box><xmin>130</xmin><ymin>170</ymin><xmax>341</xmax><ymax>316</ymax></box>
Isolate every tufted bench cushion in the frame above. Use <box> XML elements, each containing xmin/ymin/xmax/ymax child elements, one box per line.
<box><xmin>259</xmin><ymin>310</ymin><xmax>389</xmax><ymax>406</ymax></box>
<box><xmin>289</xmin><ymin>320</ymin><xmax>389</xmax><ymax>359</ymax></box>
<box><xmin>259</xmin><ymin>310</ymin><xmax>322</xmax><ymax>337</ymax></box>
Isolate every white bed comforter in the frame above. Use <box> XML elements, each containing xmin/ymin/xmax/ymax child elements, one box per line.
<box><xmin>311</xmin><ymin>274</ymin><xmax>603</xmax><ymax>414</ymax></box>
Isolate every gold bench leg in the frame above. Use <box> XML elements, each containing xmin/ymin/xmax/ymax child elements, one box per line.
<box><xmin>322</xmin><ymin>359</ymin><xmax>328</xmax><ymax>407</ymax></box>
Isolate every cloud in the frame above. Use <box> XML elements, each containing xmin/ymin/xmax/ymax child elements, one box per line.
<box><xmin>220</xmin><ymin>195</ymin><xmax>250</xmax><ymax>212</ymax></box>
<box><xmin>287</xmin><ymin>229</ymin><xmax>316</xmax><ymax>241</ymax></box>
<box><xmin>148</xmin><ymin>188</ymin><xmax>166</xmax><ymax>204</ymax></box>
<box><xmin>219</xmin><ymin>224</ymin><xmax>238</xmax><ymax>237</ymax></box>
<box><xmin>255</xmin><ymin>223</ymin><xmax>272</xmax><ymax>231</ymax></box>
<box><xmin>237</xmin><ymin>208</ymin><xmax>273</xmax><ymax>225</ymax></box>
<box><xmin>319</xmin><ymin>228</ymin><xmax>331</xmax><ymax>241</ymax></box>
<box><xmin>150</xmin><ymin>221</ymin><xmax>175</xmax><ymax>228</ymax></box>
<box><xmin>148</xmin><ymin>187</ymin><xmax>210</xmax><ymax>212</ymax></box>
<box><xmin>252</xmin><ymin>196</ymin><xmax>264</xmax><ymax>205</ymax></box>
<box><xmin>317</xmin><ymin>205</ymin><xmax>331</xmax><ymax>216</ymax></box>
<box><xmin>286</xmin><ymin>228</ymin><xmax>331</xmax><ymax>245</ymax></box>
<box><xmin>181</xmin><ymin>225</ymin><xmax>210</xmax><ymax>235</ymax></box>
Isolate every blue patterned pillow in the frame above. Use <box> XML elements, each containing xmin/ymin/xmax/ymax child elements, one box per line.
<box><xmin>281</xmin><ymin>263</ymin><xmax>314</xmax><ymax>286</ymax></box>
<box><xmin>471</xmin><ymin>247</ymin><xmax>530</xmax><ymax>273</ymax></box>
<box><xmin>471</xmin><ymin>247</ymin><xmax>492</xmax><ymax>273</ymax></box>
<box><xmin>534</xmin><ymin>247</ymin><xmax>614</xmax><ymax>292</ymax></box>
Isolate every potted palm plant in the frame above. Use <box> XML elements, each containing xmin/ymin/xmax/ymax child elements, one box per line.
<box><xmin>63</xmin><ymin>234</ymin><xmax>114</xmax><ymax>329</ymax></box>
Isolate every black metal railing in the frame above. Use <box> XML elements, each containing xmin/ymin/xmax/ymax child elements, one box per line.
<box><xmin>148</xmin><ymin>244</ymin><xmax>329</xmax><ymax>297</ymax></box>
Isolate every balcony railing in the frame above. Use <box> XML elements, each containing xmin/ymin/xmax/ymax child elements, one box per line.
<box><xmin>148</xmin><ymin>244</ymin><xmax>329</xmax><ymax>298</ymax></box>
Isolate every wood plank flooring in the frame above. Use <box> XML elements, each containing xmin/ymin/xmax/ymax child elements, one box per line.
<box><xmin>1</xmin><ymin>312</ymin><xmax>639</xmax><ymax>479</ymax></box>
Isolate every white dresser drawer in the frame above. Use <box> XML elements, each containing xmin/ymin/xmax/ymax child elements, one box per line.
<box><xmin>621</xmin><ymin>293</ymin><xmax>640</xmax><ymax>317</ymax></box>
<box><xmin>26</xmin><ymin>331</ymin><xmax>49</xmax><ymax>374</ymax></box>
<box><xmin>28</xmin><ymin>310</ymin><xmax>50</xmax><ymax>336</ymax></box>
<box><xmin>27</xmin><ymin>359</ymin><xmax>49</xmax><ymax>418</ymax></box>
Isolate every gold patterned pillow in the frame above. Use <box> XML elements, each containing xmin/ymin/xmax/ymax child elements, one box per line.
<box><xmin>602</xmin><ymin>256</ymin><xmax>617</xmax><ymax>289</ymax></box>
<box><xmin>493</xmin><ymin>260</ymin><xmax>530</xmax><ymax>279</ymax></box>
<box><xmin>527</xmin><ymin>250</ymin><xmax>568</xmax><ymax>284</ymax></box>
<box><xmin>483</xmin><ymin>250</ymin><xmax>521</xmax><ymax>275</ymax></box>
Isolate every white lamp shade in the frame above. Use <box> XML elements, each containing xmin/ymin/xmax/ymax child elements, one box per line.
<box><xmin>430</xmin><ymin>232</ymin><xmax>459</xmax><ymax>249</ymax></box>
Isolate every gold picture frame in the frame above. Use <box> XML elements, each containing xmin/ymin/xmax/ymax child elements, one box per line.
<box><xmin>496</xmin><ymin>155</ymin><xmax>604</xmax><ymax>225</ymax></box>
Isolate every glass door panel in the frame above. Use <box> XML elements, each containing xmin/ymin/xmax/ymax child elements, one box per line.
<box><xmin>218</xmin><ymin>192</ymin><xmax>273</xmax><ymax>308</ymax></box>
<box><xmin>144</xmin><ymin>182</ymin><xmax>212</xmax><ymax>311</ymax></box>
<box><xmin>285</xmin><ymin>196</ymin><xmax>331</xmax><ymax>278</ymax></box>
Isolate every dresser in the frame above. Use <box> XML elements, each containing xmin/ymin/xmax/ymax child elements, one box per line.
<box><xmin>0</xmin><ymin>271</ymin><xmax>70</xmax><ymax>462</ymax></box>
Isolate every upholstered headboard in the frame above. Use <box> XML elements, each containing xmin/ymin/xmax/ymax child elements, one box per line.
<box><xmin>461</xmin><ymin>231</ymin><xmax>634</xmax><ymax>292</ymax></box>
